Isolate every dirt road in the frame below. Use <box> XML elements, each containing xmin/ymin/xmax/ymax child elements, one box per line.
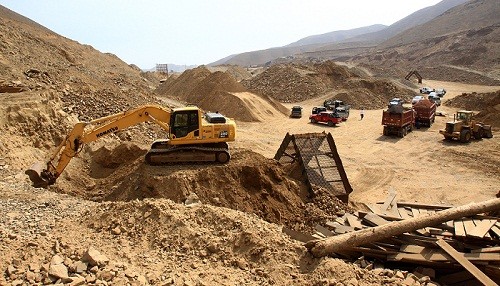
<box><xmin>234</xmin><ymin>80</ymin><xmax>500</xmax><ymax>207</ymax></box>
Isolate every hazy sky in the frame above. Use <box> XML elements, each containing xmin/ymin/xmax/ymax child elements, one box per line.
<box><xmin>1</xmin><ymin>0</ymin><xmax>442</xmax><ymax>68</ymax></box>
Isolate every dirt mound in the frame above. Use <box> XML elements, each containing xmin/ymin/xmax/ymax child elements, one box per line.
<box><xmin>53</xmin><ymin>146</ymin><xmax>352</xmax><ymax>234</ymax></box>
<box><xmin>445</xmin><ymin>90</ymin><xmax>500</xmax><ymax>127</ymax></box>
<box><xmin>155</xmin><ymin>66</ymin><xmax>285</xmax><ymax>122</ymax></box>
<box><xmin>208</xmin><ymin>65</ymin><xmax>253</xmax><ymax>81</ymax></box>
<box><xmin>242</xmin><ymin>61</ymin><xmax>416</xmax><ymax>108</ymax></box>
<box><xmin>241</xmin><ymin>61</ymin><xmax>355</xmax><ymax>103</ymax></box>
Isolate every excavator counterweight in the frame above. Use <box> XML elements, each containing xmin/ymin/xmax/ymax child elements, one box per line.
<box><xmin>26</xmin><ymin>104</ymin><xmax>236</xmax><ymax>187</ymax></box>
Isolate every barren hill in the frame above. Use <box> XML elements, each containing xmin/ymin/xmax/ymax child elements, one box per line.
<box><xmin>210</xmin><ymin>0</ymin><xmax>469</xmax><ymax>67</ymax></box>
<box><xmin>0</xmin><ymin>5</ymin><xmax>163</xmax><ymax>121</ymax></box>
<box><xmin>355</xmin><ymin>0</ymin><xmax>500</xmax><ymax>85</ymax></box>
<box><xmin>241</xmin><ymin>61</ymin><xmax>417</xmax><ymax>108</ymax></box>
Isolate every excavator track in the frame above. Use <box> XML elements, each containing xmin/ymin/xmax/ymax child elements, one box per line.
<box><xmin>145</xmin><ymin>145</ymin><xmax>230</xmax><ymax>165</ymax></box>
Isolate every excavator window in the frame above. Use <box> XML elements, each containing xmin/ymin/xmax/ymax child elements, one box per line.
<box><xmin>171</xmin><ymin>110</ymin><xmax>199</xmax><ymax>138</ymax></box>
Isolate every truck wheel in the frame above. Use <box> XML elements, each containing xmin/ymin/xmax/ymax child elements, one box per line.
<box><xmin>398</xmin><ymin>130</ymin><xmax>404</xmax><ymax>138</ymax></box>
<box><xmin>474</xmin><ymin>128</ymin><xmax>484</xmax><ymax>140</ymax></box>
<box><xmin>327</xmin><ymin>121</ymin><xmax>334</xmax><ymax>127</ymax></box>
<box><xmin>310</xmin><ymin>118</ymin><xmax>317</xmax><ymax>123</ymax></box>
<box><xmin>383</xmin><ymin>127</ymin><xmax>388</xmax><ymax>136</ymax></box>
<box><xmin>460</xmin><ymin>130</ymin><xmax>471</xmax><ymax>143</ymax></box>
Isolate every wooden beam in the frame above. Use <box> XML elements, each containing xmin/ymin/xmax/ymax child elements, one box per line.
<box><xmin>345</xmin><ymin>213</ymin><xmax>363</xmax><ymax>230</ymax></box>
<box><xmin>389</xmin><ymin>251</ymin><xmax>500</xmax><ymax>262</ymax></box>
<box><xmin>396</xmin><ymin>202</ymin><xmax>453</xmax><ymax>210</ymax></box>
<box><xmin>282</xmin><ymin>227</ymin><xmax>316</xmax><ymax>243</ymax></box>
<box><xmin>436</xmin><ymin>239</ymin><xmax>497</xmax><ymax>286</ymax></box>
<box><xmin>454</xmin><ymin>219</ymin><xmax>467</xmax><ymax>237</ymax></box>
<box><xmin>471</xmin><ymin>246</ymin><xmax>500</xmax><ymax>254</ymax></box>
<box><xmin>468</xmin><ymin>219</ymin><xmax>497</xmax><ymax>239</ymax></box>
<box><xmin>315</xmin><ymin>225</ymin><xmax>335</xmax><ymax>237</ymax></box>
<box><xmin>362</xmin><ymin>213</ymin><xmax>390</xmax><ymax>226</ymax></box>
<box><xmin>381</xmin><ymin>189</ymin><xmax>397</xmax><ymax>212</ymax></box>
<box><xmin>306</xmin><ymin>198</ymin><xmax>500</xmax><ymax>258</ymax></box>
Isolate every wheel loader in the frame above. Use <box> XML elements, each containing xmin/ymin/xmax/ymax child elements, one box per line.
<box><xmin>26</xmin><ymin>105</ymin><xmax>236</xmax><ymax>187</ymax></box>
<box><xmin>439</xmin><ymin>110</ymin><xmax>493</xmax><ymax>143</ymax></box>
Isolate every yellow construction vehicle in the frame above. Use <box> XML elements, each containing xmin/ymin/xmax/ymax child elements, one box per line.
<box><xmin>439</xmin><ymin>110</ymin><xmax>493</xmax><ymax>143</ymax></box>
<box><xmin>26</xmin><ymin>105</ymin><xmax>236</xmax><ymax>187</ymax></box>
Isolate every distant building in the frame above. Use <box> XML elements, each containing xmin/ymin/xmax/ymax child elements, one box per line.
<box><xmin>155</xmin><ymin>64</ymin><xmax>168</xmax><ymax>75</ymax></box>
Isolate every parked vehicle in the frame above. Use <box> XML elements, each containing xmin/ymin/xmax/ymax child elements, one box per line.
<box><xmin>413</xmin><ymin>99</ymin><xmax>436</xmax><ymax>127</ymax></box>
<box><xmin>312</xmin><ymin>106</ymin><xmax>327</xmax><ymax>114</ymax></box>
<box><xmin>382</xmin><ymin>107</ymin><xmax>415</xmax><ymax>137</ymax></box>
<box><xmin>419</xmin><ymin>87</ymin><xmax>435</xmax><ymax>94</ymax></box>
<box><xmin>412</xmin><ymin>95</ymin><xmax>425</xmax><ymax>104</ymax></box>
<box><xmin>309</xmin><ymin>111</ymin><xmax>342</xmax><ymax>127</ymax></box>
<box><xmin>435</xmin><ymin>88</ymin><xmax>446</xmax><ymax>97</ymax></box>
<box><xmin>290</xmin><ymin>106</ymin><xmax>303</xmax><ymax>118</ymax></box>
<box><xmin>427</xmin><ymin>93</ymin><xmax>441</xmax><ymax>106</ymax></box>
<box><xmin>439</xmin><ymin>110</ymin><xmax>493</xmax><ymax>142</ymax></box>
<box><xmin>323</xmin><ymin>99</ymin><xmax>350</xmax><ymax>120</ymax></box>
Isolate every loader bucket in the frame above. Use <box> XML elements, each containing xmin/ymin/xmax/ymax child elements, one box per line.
<box><xmin>25</xmin><ymin>161</ymin><xmax>49</xmax><ymax>188</ymax></box>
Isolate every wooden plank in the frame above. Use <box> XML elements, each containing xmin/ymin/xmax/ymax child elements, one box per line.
<box><xmin>399</xmin><ymin>244</ymin><xmax>426</xmax><ymax>254</ymax></box>
<box><xmin>411</xmin><ymin>208</ymin><xmax>420</xmax><ymax>218</ymax></box>
<box><xmin>454</xmin><ymin>219</ymin><xmax>467</xmax><ymax>237</ymax></box>
<box><xmin>468</xmin><ymin>219</ymin><xmax>497</xmax><ymax>238</ymax></box>
<box><xmin>325</xmin><ymin>220</ymin><xmax>336</xmax><ymax>228</ymax></box>
<box><xmin>491</xmin><ymin>226</ymin><xmax>500</xmax><ymax>238</ymax></box>
<box><xmin>389</xmin><ymin>251</ymin><xmax>500</xmax><ymax>262</ymax></box>
<box><xmin>362</xmin><ymin>212</ymin><xmax>389</xmax><ymax>226</ymax></box>
<box><xmin>282</xmin><ymin>227</ymin><xmax>316</xmax><ymax>243</ymax></box>
<box><xmin>463</xmin><ymin>219</ymin><xmax>477</xmax><ymax>237</ymax></box>
<box><xmin>345</xmin><ymin>213</ymin><xmax>363</xmax><ymax>230</ymax></box>
<box><xmin>333</xmin><ymin>224</ymin><xmax>355</xmax><ymax>234</ymax></box>
<box><xmin>358</xmin><ymin>210</ymin><xmax>402</xmax><ymax>221</ymax></box>
<box><xmin>471</xmin><ymin>246</ymin><xmax>500</xmax><ymax>254</ymax></box>
<box><xmin>381</xmin><ymin>189</ymin><xmax>397</xmax><ymax>212</ymax></box>
<box><xmin>429</xmin><ymin>228</ymin><xmax>454</xmax><ymax>237</ymax></box>
<box><xmin>366</xmin><ymin>203</ymin><xmax>384</xmax><ymax>216</ymax></box>
<box><xmin>325</xmin><ymin>221</ymin><xmax>355</xmax><ymax>234</ymax></box>
<box><xmin>436</xmin><ymin>239</ymin><xmax>498</xmax><ymax>286</ymax></box>
<box><xmin>398</xmin><ymin>207</ymin><xmax>412</xmax><ymax>219</ymax></box>
<box><xmin>315</xmin><ymin>225</ymin><xmax>335</xmax><ymax>237</ymax></box>
<box><xmin>396</xmin><ymin>201</ymin><xmax>453</xmax><ymax>210</ymax></box>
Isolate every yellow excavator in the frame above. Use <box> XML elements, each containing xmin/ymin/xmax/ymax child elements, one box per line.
<box><xmin>26</xmin><ymin>104</ymin><xmax>236</xmax><ymax>187</ymax></box>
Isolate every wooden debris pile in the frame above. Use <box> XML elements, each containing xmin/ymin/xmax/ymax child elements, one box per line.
<box><xmin>304</xmin><ymin>192</ymin><xmax>500</xmax><ymax>285</ymax></box>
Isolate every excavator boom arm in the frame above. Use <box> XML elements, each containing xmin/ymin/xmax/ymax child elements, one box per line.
<box><xmin>26</xmin><ymin>105</ymin><xmax>172</xmax><ymax>187</ymax></box>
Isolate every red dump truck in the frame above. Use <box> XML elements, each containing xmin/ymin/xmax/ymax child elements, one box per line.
<box><xmin>413</xmin><ymin>99</ymin><xmax>436</xmax><ymax>127</ymax></box>
<box><xmin>382</xmin><ymin>105</ymin><xmax>416</xmax><ymax>137</ymax></box>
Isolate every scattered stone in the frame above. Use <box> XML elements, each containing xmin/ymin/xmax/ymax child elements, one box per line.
<box><xmin>82</xmin><ymin>247</ymin><xmax>109</xmax><ymax>267</ymax></box>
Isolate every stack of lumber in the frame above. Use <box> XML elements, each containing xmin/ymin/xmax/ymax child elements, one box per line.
<box><xmin>307</xmin><ymin>193</ymin><xmax>500</xmax><ymax>285</ymax></box>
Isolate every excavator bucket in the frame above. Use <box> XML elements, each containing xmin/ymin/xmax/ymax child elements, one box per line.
<box><xmin>25</xmin><ymin>161</ymin><xmax>49</xmax><ymax>188</ymax></box>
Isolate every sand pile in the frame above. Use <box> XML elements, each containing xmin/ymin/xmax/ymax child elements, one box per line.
<box><xmin>52</xmin><ymin>145</ymin><xmax>352</xmax><ymax>234</ymax></box>
<box><xmin>208</xmin><ymin>65</ymin><xmax>253</xmax><ymax>81</ymax></box>
<box><xmin>155</xmin><ymin>66</ymin><xmax>276</xmax><ymax>122</ymax></box>
<box><xmin>445</xmin><ymin>90</ymin><xmax>500</xmax><ymax>127</ymax></box>
<box><xmin>242</xmin><ymin>61</ymin><xmax>416</xmax><ymax>108</ymax></box>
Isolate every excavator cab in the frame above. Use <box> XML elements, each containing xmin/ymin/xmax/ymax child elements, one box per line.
<box><xmin>170</xmin><ymin>109</ymin><xmax>200</xmax><ymax>139</ymax></box>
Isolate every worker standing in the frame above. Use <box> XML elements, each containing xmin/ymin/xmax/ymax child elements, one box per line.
<box><xmin>360</xmin><ymin>108</ymin><xmax>365</xmax><ymax>120</ymax></box>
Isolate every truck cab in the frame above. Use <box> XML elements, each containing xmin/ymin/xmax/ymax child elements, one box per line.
<box><xmin>290</xmin><ymin>106</ymin><xmax>303</xmax><ymax>118</ymax></box>
<box><xmin>312</xmin><ymin>106</ymin><xmax>327</xmax><ymax>114</ymax></box>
